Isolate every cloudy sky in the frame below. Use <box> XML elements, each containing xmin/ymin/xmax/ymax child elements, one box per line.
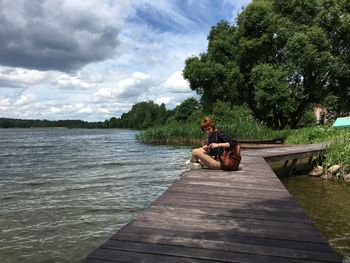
<box><xmin>0</xmin><ymin>0</ymin><xmax>252</xmax><ymax>121</ymax></box>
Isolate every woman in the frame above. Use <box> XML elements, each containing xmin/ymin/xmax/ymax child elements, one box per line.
<box><xmin>188</xmin><ymin>116</ymin><xmax>238</xmax><ymax>169</ymax></box>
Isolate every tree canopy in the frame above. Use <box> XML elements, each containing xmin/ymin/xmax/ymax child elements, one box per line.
<box><xmin>183</xmin><ymin>0</ymin><xmax>350</xmax><ymax>128</ymax></box>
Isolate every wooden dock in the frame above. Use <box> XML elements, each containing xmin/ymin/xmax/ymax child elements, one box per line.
<box><xmin>82</xmin><ymin>143</ymin><xmax>341</xmax><ymax>263</ymax></box>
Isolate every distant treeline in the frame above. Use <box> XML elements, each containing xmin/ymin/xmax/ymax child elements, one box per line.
<box><xmin>0</xmin><ymin>118</ymin><xmax>104</xmax><ymax>129</ymax></box>
<box><xmin>104</xmin><ymin>99</ymin><xmax>200</xmax><ymax>129</ymax></box>
<box><xmin>0</xmin><ymin>98</ymin><xmax>200</xmax><ymax>129</ymax></box>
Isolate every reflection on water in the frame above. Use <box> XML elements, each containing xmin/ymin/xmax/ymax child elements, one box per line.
<box><xmin>0</xmin><ymin>128</ymin><xmax>191</xmax><ymax>263</ymax></box>
<box><xmin>270</xmin><ymin>161</ymin><xmax>350</xmax><ymax>262</ymax></box>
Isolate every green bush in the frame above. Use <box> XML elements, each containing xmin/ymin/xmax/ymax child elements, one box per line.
<box><xmin>284</xmin><ymin>126</ymin><xmax>346</xmax><ymax>144</ymax></box>
<box><xmin>323</xmin><ymin>140</ymin><xmax>350</xmax><ymax>180</ymax></box>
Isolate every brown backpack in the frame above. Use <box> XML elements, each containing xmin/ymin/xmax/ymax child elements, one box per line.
<box><xmin>219</xmin><ymin>144</ymin><xmax>241</xmax><ymax>171</ymax></box>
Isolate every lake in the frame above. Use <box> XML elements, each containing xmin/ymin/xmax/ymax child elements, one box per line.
<box><xmin>0</xmin><ymin>128</ymin><xmax>190</xmax><ymax>263</ymax></box>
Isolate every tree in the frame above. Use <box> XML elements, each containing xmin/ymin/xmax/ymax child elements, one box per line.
<box><xmin>252</xmin><ymin>64</ymin><xmax>297</xmax><ymax>128</ymax></box>
<box><xmin>183</xmin><ymin>0</ymin><xmax>350</xmax><ymax>128</ymax></box>
<box><xmin>173</xmin><ymin>97</ymin><xmax>200</xmax><ymax>122</ymax></box>
<box><xmin>109</xmin><ymin>117</ymin><xmax>118</xmax><ymax>128</ymax></box>
<box><xmin>183</xmin><ymin>21</ymin><xmax>244</xmax><ymax>112</ymax></box>
<box><xmin>142</xmin><ymin>112</ymin><xmax>153</xmax><ymax>128</ymax></box>
<box><xmin>114</xmin><ymin>101</ymin><xmax>172</xmax><ymax>129</ymax></box>
<box><xmin>103</xmin><ymin>119</ymin><xmax>110</xmax><ymax>128</ymax></box>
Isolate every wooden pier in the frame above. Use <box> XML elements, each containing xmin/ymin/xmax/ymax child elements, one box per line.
<box><xmin>82</xmin><ymin>143</ymin><xmax>341</xmax><ymax>263</ymax></box>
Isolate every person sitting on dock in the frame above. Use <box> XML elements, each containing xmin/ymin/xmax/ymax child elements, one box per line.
<box><xmin>187</xmin><ymin>116</ymin><xmax>238</xmax><ymax>170</ymax></box>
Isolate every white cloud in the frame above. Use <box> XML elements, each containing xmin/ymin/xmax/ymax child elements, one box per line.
<box><xmin>162</xmin><ymin>71</ymin><xmax>190</xmax><ymax>93</ymax></box>
<box><xmin>92</xmin><ymin>71</ymin><xmax>157</xmax><ymax>103</ymax></box>
<box><xmin>97</xmin><ymin>107</ymin><xmax>110</xmax><ymax>114</ymax></box>
<box><xmin>52</xmin><ymin>73</ymin><xmax>96</xmax><ymax>90</ymax></box>
<box><xmin>15</xmin><ymin>94</ymin><xmax>36</xmax><ymax>106</ymax></box>
<box><xmin>93</xmin><ymin>88</ymin><xmax>115</xmax><ymax>101</ymax></box>
<box><xmin>0</xmin><ymin>97</ymin><xmax>11</xmax><ymax>106</ymax></box>
<box><xmin>116</xmin><ymin>72</ymin><xmax>155</xmax><ymax>98</ymax></box>
<box><xmin>0</xmin><ymin>66</ymin><xmax>47</xmax><ymax>88</ymax></box>
<box><xmin>78</xmin><ymin>107</ymin><xmax>93</xmax><ymax>113</ymax></box>
<box><xmin>137</xmin><ymin>70</ymin><xmax>198</xmax><ymax>109</ymax></box>
<box><xmin>47</xmin><ymin>103</ymin><xmax>93</xmax><ymax>115</ymax></box>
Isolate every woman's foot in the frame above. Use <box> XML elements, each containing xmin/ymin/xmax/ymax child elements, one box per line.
<box><xmin>185</xmin><ymin>160</ymin><xmax>202</xmax><ymax>169</ymax></box>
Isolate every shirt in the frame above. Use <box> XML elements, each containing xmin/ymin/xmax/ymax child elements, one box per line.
<box><xmin>207</xmin><ymin>131</ymin><xmax>238</xmax><ymax>157</ymax></box>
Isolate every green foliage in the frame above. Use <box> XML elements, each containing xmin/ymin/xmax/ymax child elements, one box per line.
<box><xmin>183</xmin><ymin>0</ymin><xmax>350</xmax><ymax>129</ymax></box>
<box><xmin>92</xmin><ymin>98</ymin><xmax>202</xmax><ymax>129</ymax></box>
<box><xmin>285</xmin><ymin>126</ymin><xmax>349</xmax><ymax>144</ymax></box>
<box><xmin>116</xmin><ymin>101</ymin><xmax>169</xmax><ymax>129</ymax></box>
<box><xmin>109</xmin><ymin>117</ymin><xmax>118</xmax><ymax>128</ymax></box>
<box><xmin>299</xmin><ymin>107</ymin><xmax>318</xmax><ymax>126</ymax></box>
<box><xmin>138</xmin><ymin>103</ymin><xmax>285</xmax><ymax>145</ymax></box>
<box><xmin>252</xmin><ymin>64</ymin><xmax>296</xmax><ymax>128</ymax></box>
<box><xmin>137</xmin><ymin>121</ymin><xmax>206</xmax><ymax>146</ymax></box>
<box><xmin>173</xmin><ymin>98</ymin><xmax>200</xmax><ymax>122</ymax></box>
<box><xmin>323</xmin><ymin>140</ymin><xmax>350</xmax><ymax>173</ymax></box>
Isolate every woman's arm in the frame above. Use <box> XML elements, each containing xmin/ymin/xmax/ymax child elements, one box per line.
<box><xmin>208</xmin><ymin>142</ymin><xmax>230</xmax><ymax>149</ymax></box>
<box><xmin>211</xmin><ymin>131</ymin><xmax>237</xmax><ymax>149</ymax></box>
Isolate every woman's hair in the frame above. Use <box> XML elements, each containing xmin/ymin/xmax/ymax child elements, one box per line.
<box><xmin>200</xmin><ymin>116</ymin><xmax>216</xmax><ymax>131</ymax></box>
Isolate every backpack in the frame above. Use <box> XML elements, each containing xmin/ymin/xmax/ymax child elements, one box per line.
<box><xmin>219</xmin><ymin>144</ymin><xmax>241</xmax><ymax>171</ymax></box>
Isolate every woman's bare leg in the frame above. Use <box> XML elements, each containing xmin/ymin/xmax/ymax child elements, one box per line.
<box><xmin>191</xmin><ymin>148</ymin><xmax>221</xmax><ymax>170</ymax></box>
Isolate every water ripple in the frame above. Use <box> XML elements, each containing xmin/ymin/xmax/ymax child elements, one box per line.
<box><xmin>0</xmin><ymin>128</ymin><xmax>191</xmax><ymax>263</ymax></box>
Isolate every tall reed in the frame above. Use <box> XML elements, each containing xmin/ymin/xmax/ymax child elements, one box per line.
<box><xmin>137</xmin><ymin>119</ymin><xmax>284</xmax><ymax>145</ymax></box>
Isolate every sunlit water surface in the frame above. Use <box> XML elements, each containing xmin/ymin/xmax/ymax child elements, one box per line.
<box><xmin>0</xmin><ymin>128</ymin><xmax>190</xmax><ymax>263</ymax></box>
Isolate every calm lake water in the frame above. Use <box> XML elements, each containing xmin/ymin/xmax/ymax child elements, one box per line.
<box><xmin>0</xmin><ymin>128</ymin><xmax>190</xmax><ymax>263</ymax></box>
<box><xmin>282</xmin><ymin>175</ymin><xmax>350</xmax><ymax>262</ymax></box>
<box><xmin>1</xmin><ymin>129</ymin><xmax>349</xmax><ymax>262</ymax></box>
<box><xmin>272</xmin><ymin>162</ymin><xmax>350</xmax><ymax>262</ymax></box>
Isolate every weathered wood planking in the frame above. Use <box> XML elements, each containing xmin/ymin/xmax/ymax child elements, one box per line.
<box><xmin>82</xmin><ymin>144</ymin><xmax>341</xmax><ymax>263</ymax></box>
<box><xmin>243</xmin><ymin>143</ymin><xmax>327</xmax><ymax>162</ymax></box>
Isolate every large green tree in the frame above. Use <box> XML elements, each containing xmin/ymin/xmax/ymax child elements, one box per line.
<box><xmin>173</xmin><ymin>97</ymin><xmax>201</xmax><ymax>122</ymax></box>
<box><xmin>183</xmin><ymin>0</ymin><xmax>350</xmax><ymax>128</ymax></box>
<box><xmin>117</xmin><ymin>101</ymin><xmax>170</xmax><ymax>129</ymax></box>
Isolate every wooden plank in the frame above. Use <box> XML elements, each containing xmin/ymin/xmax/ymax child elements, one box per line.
<box><xmin>85</xmin><ymin>248</ymin><xmax>218</xmax><ymax>263</ymax></box>
<box><xmin>154</xmin><ymin>193</ymin><xmax>304</xmax><ymax>212</ymax></box>
<box><xmin>106</xmin><ymin>236</ymin><xmax>340</xmax><ymax>262</ymax></box>
<box><xmin>135</xmin><ymin>210</ymin><xmax>317</xmax><ymax>230</ymax></box>
<box><xmin>151</xmin><ymin>202</ymin><xmax>310</xmax><ymax>220</ymax></box>
<box><xmin>167</xmin><ymin>183</ymin><xmax>291</xmax><ymax>198</ymax></box>
<box><xmin>97</xmin><ymin>239</ymin><xmax>337</xmax><ymax>263</ymax></box>
<box><xmin>163</xmin><ymin>189</ymin><xmax>294</xmax><ymax>203</ymax></box>
<box><xmin>130</xmin><ymin>218</ymin><xmax>324</xmax><ymax>241</ymax></box>
<box><xmin>154</xmin><ymin>194</ymin><xmax>306</xmax><ymax>212</ymax></box>
<box><xmin>144</xmin><ymin>205</ymin><xmax>311</xmax><ymax>223</ymax></box>
<box><xmin>133</xmin><ymin>216</ymin><xmax>320</xmax><ymax>238</ymax></box>
<box><xmin>116</xmin><ymin>226</ymin><xmax>334</xmax><ymax>252</ymax></box>
<box><xmin>168</xmin><ymin>183</ymin><xmax>290</xmax><ymax>196</ymax></box>
<box><xmin>128</xmin><ymin>219</ymin><xmax>324</xmax><ymax>243</ymax></box>
<box><xmin>152</xmin><ymin>199</ymin><xmax>307</xmax><ymax>216</ymax></box>
<box><xmin>179</xmin><ymin>178</ymin><xmax>285</xmax><ymax>189</ymax></box>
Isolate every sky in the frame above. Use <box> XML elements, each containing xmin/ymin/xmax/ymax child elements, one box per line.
<box><xmin>0</xmin><ymin>0</ymin><xmax>252</xmax><ymax>121</ymax></box>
